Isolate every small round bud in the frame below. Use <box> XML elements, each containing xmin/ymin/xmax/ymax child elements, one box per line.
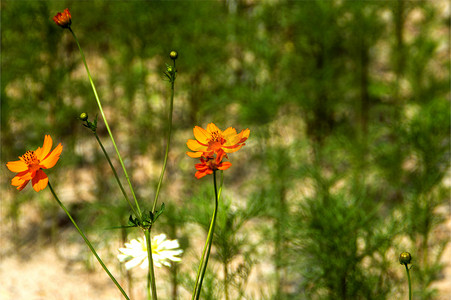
<box><xmin>169</xmin><ymin>51</ymin><xmax>178</xmax><ymax>60</ymax></box>
<box><xmin>167</xmin><ymin>66</ymin><xmax>174</xmax><ymax>73</ymax></box>
<box><xmin>399</xmin><ymin>252</ymin><xmax>412</xmax><ymax>265</ymax></box>
<box><xmin>80</xmin><ymin>112</ymin><xmax>88</xmax><ymax>121</ymax></box>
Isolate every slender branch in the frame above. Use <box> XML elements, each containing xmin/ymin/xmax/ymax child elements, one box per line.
<box><xmin>93</xmin><ymin>131</ymin><xmax>139</xmax><ymax>218</ymax></box>
<box><xmin>192</xmin><ymin>170</ymin><xmax>220</xmax><ymax>300</ymax></box>
<box><xmin>69</xmin><ymin>28</ymin><xmax>142</xmax><ymax>219</ymax></box>
<box><xmin>144</xmin><ymin>228</ymin><xmax>158</xmax><ymax>300</ymax></box>
<box><xmin>151</xmin><ymin>59</ymin><xmax>176</xmax><ymax>214</ymax></box>
<box><xmin>404</xmin><ymin>264</ymin><xmax>412</xmax><ymax>300</ymax></box>
<box><xmin>48</xmin><ymin>182</ymin><xmax>130</xmax><ymax>300</ymax></box>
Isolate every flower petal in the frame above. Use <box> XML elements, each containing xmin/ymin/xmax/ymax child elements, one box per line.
<box><xmin>40</xmin><ymin>143</ymin><xmax>63</xmax><ymax>169</ymax></box>
<box><xmin>6</xmin><ymin>160</ymin><xmax>28</xmax><ymax>173</ymax></box>
<box><xmin>223</xmin><ymin>144</ymin><xmax>244</xmax><ymax>153</ymax></box>
<box><xmin>206</xmin><ymin>123</ymin><xmax>220</xmax><ymax>134</ymax></box>
<box><xmin>218</xmin><ymin>162</ymin><xmax>232</xmax><ymax>170</ymax></box>
<box><xmin>238</xmin><ymin>128</ymin><xmax>250</xmax><ymax>143</ymax></box>
<box><xmin>186</xmin><ymin>151</ymin><xmax>202</xmax><ymax>158</ymax></box>
<box><xmin>15</xmin><ymin>170</ymin><xmax>33</xmax><ymax>181</ymax></box>
<box><xmin>11</xmin><ymin>175</ymin><xmax>30</xmax><ymax>191</ymax></box>
<box><xmin>187</xmin><ymin>139</ymin><xmax>207</xmax><ymax>152</ymax></box>
<box><xmin>195</xmin><ymin>169</ymin><xmax>211</xmax><ymax>179</ymax></box>
<box><xmin>31</xmin><ymin>169</ymin><xmax>48</xmax><ymax>192</ymax></box>
<box><xmin>193</xmin><ymin>126</ymin><xmax>210</xmax><ymax>144</ymax></box>
<box><xmin>36</xmin><ymin>135</ymin><xmax>53</xmax><ymax>161</ymax></box>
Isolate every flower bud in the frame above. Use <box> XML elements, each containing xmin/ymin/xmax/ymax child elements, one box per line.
<box><xmin>79</xmin><ymin>112</ymin><xmax>88</xmax><ymax>121</ymax></box>
<box><xmin>167</xmin><ymin>66</ymin><xmax>174</xmax><ymax>73</ymax></box>
<box><xmin>169</xmin><ymin>51</ymin><xmax>178</xmax><ymax>60</ymax></box>
<box><xmin>399</xmin><ymin>252</ymin><xmax>412</xmax><ymax>265</ymax></box>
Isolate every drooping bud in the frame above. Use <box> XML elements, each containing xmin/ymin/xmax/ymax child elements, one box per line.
<box><xmin>399</xmin><ymin>252</ymin><xmax>412</xmax><ymax>265</ymax></box>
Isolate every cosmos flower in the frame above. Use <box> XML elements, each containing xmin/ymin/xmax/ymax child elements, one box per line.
<box><xmin>118</xmin><ymin>234</ymin><xmax>183</xmax><ymax>270</ymax></box>
<box><xmin>6</xmin><ymin>135</ymin><xmax>63</xmax><ymax>192</ymax></box>
<box><xmin>186</xmin><ymin>123</ymin><xmax>249</xmax><ymax>158</ymax></box>
<box><xmin>53</xmin><ymin>8</ymin><xmax>72</xmax><ymax>28</ymax></box>
<box><xmin>194</xmin><ymin>151</ymin><xmax>232</xmax><ymax>179</ymax></box>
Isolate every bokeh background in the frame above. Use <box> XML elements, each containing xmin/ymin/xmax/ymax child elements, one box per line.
<box><xmin>1</xmin><ymin>1</ymin><xmax>450</xmax><ymax>299</ymax></box>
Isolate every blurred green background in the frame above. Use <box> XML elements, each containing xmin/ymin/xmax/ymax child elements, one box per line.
<box><xmin>1</xmin><ymin>1</ymin><xmax>450</xmax><ymax>299</ymax></box>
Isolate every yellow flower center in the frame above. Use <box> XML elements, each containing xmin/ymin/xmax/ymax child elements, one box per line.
<box><xmin>208</xmin><ymin>131</ymin><xmax>225</xmax><ymax>151</ymax></box>
<box><xmin>22</xmin><ymin>150</ymin><xmax>40</xmax><ymax>167</ymax></box>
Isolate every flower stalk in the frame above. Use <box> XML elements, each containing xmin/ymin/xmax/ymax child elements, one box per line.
<box><xmin>151</xmin><ymin>54</ymin><xmax>177</xmax><ymax>214</ymax></box>
<box><xmin>145</xmin><ymin>228</ymin><xmax>158</xmax><ymax>300</ymax></box>
<box><xmin>68</xmin><ymin>27</ymin><xmax>142</xmax><ymax>220</ymax></box>
<box><xmin>399</xmin><ymin>252</ymin><xmax>412</xmax><ymax>300</ymax></box>
<box><xmin>48</xmin><ymin>181</ymin><xmax>130</xmax><ymax>300</ymax></box>
<box><xmin>80</xmin><ymin>114</ymin><xmax>140</xmax><ymax>220</ymax></box>
<box><xmin>192</xmin><ymin>170</ymin><xmax>220</xmax><ymax>300</ymax></box>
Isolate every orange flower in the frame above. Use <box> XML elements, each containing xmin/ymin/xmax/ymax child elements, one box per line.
<box><xmin>7</xmin><ymin>135</ymin><xmax>63</xmax><ymax>192</ymax></box>
<box><xmin>53</xmin><ymin>8</ymin><xmax>72</xmax><ymax>28</ymax></box>
<box><xmin>194</xmin><ymin>152</ymin><xmax>232</xmax><ymax>179</ymax></box>
<box><xmin>186</xmin><ymin>123</ymin><xmax>250</xmax><ymax>158</ymax></box>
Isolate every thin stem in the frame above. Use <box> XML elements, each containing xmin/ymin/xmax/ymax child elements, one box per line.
<box><xmin>224</xmin><ymin>261</ymin><xmax>229</xmax><ymax>300</ymax></box>
<box><xmin>192</xmin><ymin>170</ymin><xmax>220</xmax><ymax>300</ymax></box>
<box><xmin>69</xmin><ymin>28</ymin><xmax>142</xmax><ymax>219</ymax></box>
<box><xmin>404</xmin><ymin>264</ymin><xmax>412</xmax><ymax>300</ymax></box>
<box><xmin>144</xmin><ymin>228</ymin><xmax>158</xmax><ymax>300</ymax></box>
<box><xmin>94</xmin><ymin>132</ymin><xmax>139</xmax><ymax>218</ymax></box>
<box><xmin>151</xmin><ymin>60</ymin><xmax>176</xmax><ymax>214</ymax></box>
<box><xmin>48</xmin><ymin>182</ymin><xmax>130</xmax><ymax>300</ymax></box>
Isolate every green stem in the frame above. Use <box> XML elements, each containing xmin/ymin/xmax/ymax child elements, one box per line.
<box><xmin>144</xmin><ymin>228</ymin><xmax>158</xmax><ymax>300</ymax></box>
<box><xmin>151</xmin><ymin>60</ymin><xmax>176</xmax><ymax>214</ymax></box>
<box><xmin>48</xmin><ymin>182</ymin><xmax>130</xmax><ymax>300</ymax></box>
<box><xmin>93</xmin><ymin>132</ymin><xmax>139</xmax><ymax>218</ymax></box>
<box><xmin>69</xmin><ymin>28</ymin><xmax>142</xmax><ymax>219</ymax></box>
<box><xmin>404</xmin><ymin>264</ymin><xmax>412</xmax><ymax>300</ymax></box>
<box><xmin>192</xmin><ymin>170</ymin><xmax>220</xmax><ymax>300</ymax></box>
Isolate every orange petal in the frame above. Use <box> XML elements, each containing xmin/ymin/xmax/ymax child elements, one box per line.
<box><xmin>6</xmin><ymin>160</ymin><xmax>28</xmax><ymax>173</ymax></box>
<box><xmin>223</xmin><ymin>144</ymin><xmax>243</xmax><ymax>153</ymax></box>
<box><xmin>193</xmin><ymin>126</ymin><xmax>210</xmax><ymax>144</ymax></box>
<box><xmin>187</xmin><ymin>151</ymin><xmax>203</xmax><ymax>158</ymax></box>
<box><xmin>187</xmin><ymin>139</ymin><xmax>207</xmax><ymax>152</ymax></box>
<box><xmin>36</xmin><ymin>135</ymin><xmax>53</xmax><ymax>160</ymax></box>
<box><xmin>223</xmin><ymin>127</ymin><xmax>237</xmax><ymax>136</ymax></box>
<box><xmin>195</xmin><ymin>169</ymin><xmax>212</xmax><ymax>179</ymax></box>
<box><xmin>238</xmin><ymin>128</ymin><xmax>250</xmax><ymax>143</ymax></box>
<box><xmin>40</xmin><ymin>143</ymin><xmax>63</xmax><ymax>169</ymax></box>
<box><xmin>32</xmin><ymin>169</ymin><xmax>48</xmax><ymax>192</ymax></box>
<box><xmin>11</xmin><ymin>174</ymin><xmax>30</xmax><ymax>190</ymax></box>
<box><xmin>218</xmin><ymin>162</ymin><xmax>232</xmax><ymax>170</ymax></box>
<box><xmin>222</xmin><ymin>127</ymin><xmax>238</xmax><ymax>144</ymax></box>
<box><xmin>224</xmin><ymin>134</ymin><xmax>241</xmax><ymax>146</ymax></box>
<box><xmin>15</xmin><ymin>170</ymin><xmax>33</xmax><ymax>181</ymax></box>
<box><xmin>206</xmin><ymin>123</ymin><xmax>220</xmax><ymax>134</ymax></box>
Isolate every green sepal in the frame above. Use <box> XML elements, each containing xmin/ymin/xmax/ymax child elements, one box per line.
<box><xmin>153</xmin><ymin>203</ymin><xmax>165</xmax><ymax>222</ymax></box>
<box><xmin>128</xmin><ymin>214</ymin><xmax>139</xmax><ymax>226</ymax></box>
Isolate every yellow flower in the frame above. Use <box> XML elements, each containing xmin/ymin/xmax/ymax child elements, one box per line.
<box><xmin>7</xmin><ymin>135</ymin><xmax>63</xmax><ymax>192</ymax></box>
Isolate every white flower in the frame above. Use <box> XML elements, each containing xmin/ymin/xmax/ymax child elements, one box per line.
<box><xmin>118</xmin><ymin>233</ymin><xmax>183</xmax><ymax>270</ymax></box>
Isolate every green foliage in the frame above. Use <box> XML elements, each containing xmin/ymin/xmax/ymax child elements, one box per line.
<box><xmin>1</xmin><ymin>0</ymin><xmax>449</xmax><ymax>299</ymax></box>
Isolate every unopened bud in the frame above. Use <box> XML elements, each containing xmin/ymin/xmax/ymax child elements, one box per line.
<box><xmin>79</xmin><ymin>112</ymin><xmax>88</xmax><ymax>121</ymax></box>
<box><xmin>169</xmin><ymin>51</ymin><xmax>178</xmax><ymax>60</ymax></box>
<box><xmin>399</xmin><ymin>252</ymin><xmax>412</xmax><ymax>265</ymax></box>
